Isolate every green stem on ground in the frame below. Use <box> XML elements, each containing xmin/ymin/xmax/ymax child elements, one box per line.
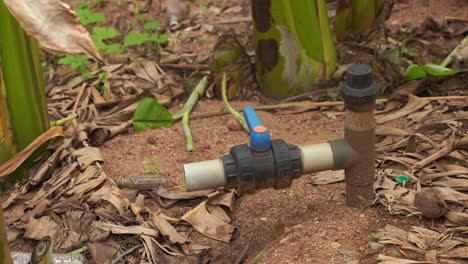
<box><xmin>182</xmin><ymin>112</ymin><xmax>194</xmax><ymax>152</ymax></box>
<box><xmin>172</xmin><ymin>77</ymin><xmax>208</xmax><ymax>120</ymax></box>
<box><xmin>67</xmin><ymin>246</ymin><xmax>88</xmax><ymax>255</ymax></box>
<box><xmin>221</xmin><ymin>73</ymin><xmax>249</xmax><ymax>133</ymax></box>
<box><xmin>50</xmin><ymin>114</ymin><xmax>78</xmax><ymax>127</ymax></box>
<box><xmin>172</xmin><ymin>77</ymin><xmax>208</xmax><ymax>152</ymax></box>
<box><xmin>440</xmin><ymin>35</ymin><xmax>468</xmax><ymax>67</ymax></box>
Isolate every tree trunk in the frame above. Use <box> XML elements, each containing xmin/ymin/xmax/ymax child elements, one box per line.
<box><xmin>0</xmin><ymin>1</ymin><xmax>50</xmax><ymax>180</ymax></box>
<box><xmin>251</xmin><ymin>0</ymin><xmax>337</xmax><ymax>98</ymax></box>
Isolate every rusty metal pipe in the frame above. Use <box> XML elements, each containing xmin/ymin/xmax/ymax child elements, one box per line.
<box><xmin>340</xmin><ymin>64</ymin><xmax>379</xmax><ymax>207</ymax></box>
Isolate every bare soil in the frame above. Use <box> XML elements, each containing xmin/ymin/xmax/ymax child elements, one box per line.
<box><xmin>100</xmin><ymin>101</ymin><xmax>427</xmax><ymax>264</ymax></box>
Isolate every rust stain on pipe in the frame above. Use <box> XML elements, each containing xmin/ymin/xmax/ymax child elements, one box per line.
<box><xmin>341</xmin><ymin>64</ymin><xmax>379</xmax><ymax>207</ymax></box>
<box><xmin>344</xmin><ymin>106</ymin><xmax>376</xmax><ymax>207</ymax></box>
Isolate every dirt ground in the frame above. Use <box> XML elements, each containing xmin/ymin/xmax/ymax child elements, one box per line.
<box><xmin>95</xmin><ymin>0</ymin><xmax>468</xmax><ymax>263</ymax></box>
<box><xmin>100</xmin><ymin>101</ymin><xmax>425</xmax><ymax>264</ymax></box>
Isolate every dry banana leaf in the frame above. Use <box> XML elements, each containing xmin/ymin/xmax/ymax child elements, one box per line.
<box><xmin>181</xmin><ymin>201</ymin><xmax>234</xmax><ymax>243</ymax></box>
<box><xmin>377</xmin><ymin>95</ymin><xmax>430</xmax><ymax>125</ymax></box>
<box><xmin>3</xmin><ymin>0</ymin><xmax>102</xmax><ymax>61</ymax></box>
<box><xmin>0</xmin><ymin>126</ymin><xmax>63</xmax><ymax>178</ymax></box>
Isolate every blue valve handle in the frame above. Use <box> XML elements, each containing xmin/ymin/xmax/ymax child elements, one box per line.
<box><xmin>244</xmin><ymin>107</ymin><xmax>271</xmax><ymax>152</ymax></box>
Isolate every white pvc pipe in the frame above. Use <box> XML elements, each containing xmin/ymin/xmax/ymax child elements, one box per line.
<box><xmin>299</xmin><ymin>142</ymin><xmax>335</xmax><ymax>173</ymax></box>
<box><xmin>184</xmin><ymin>159</ymin><xmax>226</xmax><ymax>191</ymax></box>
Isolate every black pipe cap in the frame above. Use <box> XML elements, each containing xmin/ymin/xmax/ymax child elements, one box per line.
<box><xmin>341</xmin><ymin>64</ymin><xmax>379</xmax><ymax>105</ymax></box>
<box><xmin>345</xmin><ymin>64</ymin><xmax>373</xmax><ymax>89</ymax></box>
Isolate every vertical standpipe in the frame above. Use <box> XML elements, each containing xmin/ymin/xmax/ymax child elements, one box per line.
<box><xmin>340</xmin><ymin>64</ymin><xmax>379</xmax><ymax>207</ymax></box>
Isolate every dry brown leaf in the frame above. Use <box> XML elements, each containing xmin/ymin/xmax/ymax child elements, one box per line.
<box><xmin>3</xmin><ymin>0</ymin><xmax>102</xmax><ymax>61</ymax></box>
<box><xmin>440</xmin><ymin>246</ymin><xmax>468</xmax><ymax>259</ymax></box>
<box><xmin>309</xmin><ymin>170</ymin><xmax>345</xmax><ymax>185</ymax></box>
<box><xmin>424</xmin><ymin>250</ymin><xmax>437</xmax><ymax>262</ymax></box>
<box><xmin>206</xmin><ymin>204</ymin><xmax>231</xmax><ymax>223</ymax></box>
<box><xmin>377</xmin><ymin>254</ymin><xmax>432</xmax><ymax>264</ymax></box>
<box><xmin>74</xmin><ymin>147</ymin><xmax>104</xmax><ymax>169</ymax></box>
<box><xmin>66</xmin><ymin>173</ymin><xmax>106</xmax><ymax>196</ymax></box>
<box><xmin>151</xmin><ymin>213</ymin><xmax>189</xmax><ymax>245</ymax></box>
<box><xmin>0</xmin><ymin>126</ymin><xmax>64</xmax><ymax>178</ymax></box>
<box><xmin>88</xmin><ymin>241</ymin><xmax>119</xmax><ymax>264</ymax></box>
<box><xmin>61</xmin><ymin>231</ymin><xmax>81</xmax><ymax>249</ymax></box>
<box><xmin>431</xmin><ymin>187</ymin><xmax>468</xmax><ymax>203</ymax></box>
<box><xmin>92</xmin><ymin>221</ymin><xmax>159</xmax><ymax>237</ymax></box>
<box><xmin>90</xmin><ymin>183</ymin><xmax>130</xmax><ymax>215</ymax></box>
<box><xmin>209</xmin><ymin>190</ymin><xmax>236</xmax><ymax>211</ymax></box>
<box><xmin>445</xmin><ymin>211</ymin><xmax>468</xmax><ymax>226</ymax></box>
<box><xmin>377</xmin><ymin>95</ymin><xmax>430</xmax><ymax>125</ymax></box>
<box><xmin>24</xmin><ymin>215</ymin><xmax>60</xmax><ymax>241</ymax></box>
<box><xmin>7</xmin><ymin>228</ymin><xmax>22</xmax><ymax>242</ymax></box>
<box><xmin>377</xmin><ymin>126</ymin><xmax>410</xmax><ymax>137</ymax></box>
<box><xmin>157</xmin><ymin>187</ymin><xmax>213</xmax><ymax>200</ymax></box>
<box><xmin>181</xmin><ymin>201</ymin><xmax>234</xmax><ymax>242</ymax></box>
<box><xmin>129</xmin><ymin>60</ymin><xmax>162</xmax><ymax>83</ymax></box>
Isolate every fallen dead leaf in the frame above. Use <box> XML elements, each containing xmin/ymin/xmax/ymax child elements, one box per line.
<box><xmin>0</xmin><ymin>126</ymin><xmax>64</xmax><ymax>178</ymax></box>
<box><xmin>377</xmin><ymin>95</ymin><xmax>430</xmax><ymax>125</ymax></box>
<box><xmin>181</xmin><ymin>201</ymin><xmax>234</xmax><ymax>243</ymax></box>
<box><xmin>24</xmin><ymin>215</ymin><xmax>60</xmax><ymax>241</ymax></box>
<box><xmin>3</xmin><ymin>0</ymin><xmax>102</xmax><ymax>61</ymax></box>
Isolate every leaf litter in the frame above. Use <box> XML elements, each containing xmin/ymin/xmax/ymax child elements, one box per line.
<box><xmin>1</xmin><ymin>56</ymin><xmax>236</xmax><ymax>263</ymax></box>
<box><xmin>372</xmin><ymin>95</ymin><xmax>468</xmax><ymax>263</ymax></box>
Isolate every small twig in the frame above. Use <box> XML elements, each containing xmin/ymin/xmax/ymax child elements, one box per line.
<box><xmin>112</xmin><ymin>245</ymin><xmax>142</xmax><ymax>264</ymax></box>
<box><xmin>221</xmin><ymin>73</ymin><xmax>249</xmax><ymax>133</ymax></box>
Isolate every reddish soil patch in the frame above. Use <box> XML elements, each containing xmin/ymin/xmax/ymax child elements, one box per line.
<box><xmin>387</xmin><ymin>0</ymin><xmax>468</xmax><ymax>31</ymax></box>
